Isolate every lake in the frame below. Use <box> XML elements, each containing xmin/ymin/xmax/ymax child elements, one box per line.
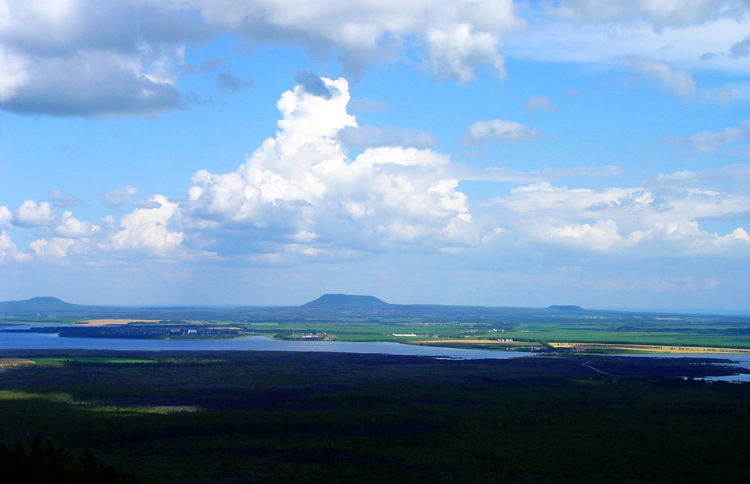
<box><xmin>3</xmin><ymin>325</ymin><xmax>750</xmax><ymax>380</ymax></box>
<box><xmin>0</xmin><ymin>325</ymin><xmax>524</xmax><ymax>359</ymax></box>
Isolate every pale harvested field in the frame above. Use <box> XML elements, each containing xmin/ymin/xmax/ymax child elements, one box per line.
<box><xmin>415</xmin><ymin>339</ymin><xmax>536</xmax><ymax>346</ymax></box>
<box><xmin>0</xmin><ymin>358</ymin><xmax>36</xmax><ymax>367</ymax></box>
<box><xmin>75</xmin><ymin>319</ymin><xmax>161</xmax><ymax>326</ymax></box>
<box><xmin>550</xmin><ymin>342</ymin><xmax>750</xmax><ymax>354</ymax></box>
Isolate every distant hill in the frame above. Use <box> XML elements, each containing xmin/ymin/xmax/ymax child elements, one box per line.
<box><xmin>547</xmin><ymin>305</ymin><xmax>584</xmax><ymax>311</ymax></box>
<box><xmin>301</xmin><ymin>294</ymin><xmax>389</xmax><ymax>308</ymax></box>
<box><xmin>0</xmin><ymin>296</ymin><xmax>82</xmax><ymax>313</ymax></box>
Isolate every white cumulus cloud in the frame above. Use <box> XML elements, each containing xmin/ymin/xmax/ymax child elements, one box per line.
<box><xmin>30</xmin><ymin>237</ymin><xmax>75</xmax><ymax>259</ymax></box>
<box><xmin>0</xmin><ymin>230</ymin><xmax>28</xmax><ymax>262</ymax></box>
<box><xmin>0</xmin><ymin>206</ymin><xmax>12</xmax><ymax>228</ymax></box>
<box><xmin>546</xmin><ymin>219</ymin><xmax>627</xmax><ymax>252</ymax></box>
<box><xmin>424</xmin><ymin>23</ymin><xmax>507</xmax><ymax>82</ymax></box>
<box><xmin>12</xmin><ymin>200</ymin><xmax>58</xmax><ymax>227</ymax></box>
<box><xmin>714</xmin><ymin>227</ymin><xmax>750</xmax><ymax>246</ymax></box>
<box><xmin>54</xmin><ymin>211</ymin><xmax>101</xmax><ymax>238</ymax></box>
<box><xmin>102</xmin><ymin>195</ymin><xmax>183</xmax><ymax>254</ymax></box>
<box><xmin>0</xmin><ymin>45</ymin><xmax>28</xmax><ymax>101</ymax></box>
<box><xmin>484</xmin><ymin>178</ymin><xmax>750</xmax><ymax>255</ymax></box>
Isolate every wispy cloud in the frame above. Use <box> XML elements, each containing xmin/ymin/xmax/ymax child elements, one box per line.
<box><xmin>549</xmin><ymin>0</ymin><xmax>748</xmax><ymax>27</ymax></box>
<box><xmin>338</xmin><ymin>125</ymin><xmax>438</xmax><ymax>149</ymax></box>
<box><xmin>216</xmin><ymin>72</ymin><xmax>253</xmax><ymax>94</ymax></box>
<box><xmin>459</xmin><ymin>119</ymin><xmax>539</xmax><ymax>146</ymax></box>
<box><xmin>525</xmin><ymin>95</ymin><xmax>557</xmax><ymax>112</ymax></box>
<box><xmin>48</xmin><ymin>190</ymin><xmax>87</xmax><ymax>208</ymax></box>
<box><xmin>666</xmin><ymin>118</ymin><xmax>750</xmax><ymax>154</ymax></box>
<box><xmin>348</xmin><ymin>98</ymin><xmax>390</xmax><ymax>112</ymax></box>
<box><xmin>626</xmin><ymin>57</ymin><xmax>696</xmax><ymax>98</ymax></box>
<box><xmin>730</xmin><ymin>35</ymin><xmax>750</xmax><ymax>58</ymax></box>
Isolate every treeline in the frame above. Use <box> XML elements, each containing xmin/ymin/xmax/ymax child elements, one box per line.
<box><xmin>0</xmin><ymin>439</ymin><xmax>138</xmax><ymax>484</ymax></box>
<box><xmin>6</xmin><ymin>325</ymin><xmax>244</xmax><ymax>340</ymax></box>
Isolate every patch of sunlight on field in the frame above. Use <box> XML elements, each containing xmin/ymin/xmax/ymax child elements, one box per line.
<box><xmin>31</xmin><ymin>357</ymin><xmax>157</xmax><ymax>365</ymax></box>
<box><xmin>82</xmin><ymin>402</ymin><xmax>199</xmax><ymax>416</ymax></box>
<box><xmin>0</xmin><ymin>358</ymin><xmax>36</xmax><ymax>367</ymax></box>
<box><xmin>0</xmin><ymin>390</ymin><xmax>73</xmax><ymax>402</ymax></box>
<box><xmin>0</xmin><ymin>390</ymin><xmax>198</xmax><ymax>415</ymax></box>
<box><xmin>82</xmin><ymin>405</ymin><xmax>201</xmax><ymax>415</ymax></box>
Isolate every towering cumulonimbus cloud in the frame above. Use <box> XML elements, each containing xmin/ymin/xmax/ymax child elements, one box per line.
<box><xmin>3</xmin><ymin>73</ymin><xmax>750</xmax><ymax>268</ymax></box>
<box><xmin>185</xmin><ymin>77</ymin><xmax>477</xmax><ymax>257</ymax></box>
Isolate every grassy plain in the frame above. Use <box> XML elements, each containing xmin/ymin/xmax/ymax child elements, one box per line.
<box><xmin>245</xmin><ymin>318</ymin><xmax>750</xmax><ymax>352</ymax></box>
<box><xmin>0</xmin><ymin>350</ymin><xmax>749</xmax><ymax>483</ymax></box>
<box><xmin>4</xmin><ymin>302</ymin><xmax>750</xmax><ymax>352</ymax></box>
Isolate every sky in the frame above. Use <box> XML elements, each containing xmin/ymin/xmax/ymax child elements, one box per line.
<box><xmin>1</xmin><ymin>0</ymin><xmax>750</xmax><ymax>311</ymax></box>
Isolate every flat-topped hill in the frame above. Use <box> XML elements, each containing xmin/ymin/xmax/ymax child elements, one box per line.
<box><xmin>547</xmin><ymin>305</ymin><xmax>584</xmax><ymax>311</ymax></box>
<box><xmin>0</xmin><ymin>297</ymin><xmax>92</xmax><ymax>315</ymax></box>
<box><xmin>0</xmin><ymin>296</ymin><xmax>80</xmax><ymax>312</ymax></box>
<box><xmin>301</xmin><ymin>294</ymin><xmax>389</xmax><ymax>308</ymax></box>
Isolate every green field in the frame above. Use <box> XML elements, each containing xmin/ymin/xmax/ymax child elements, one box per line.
<box><xmin>4</xmin><ymin>300</ymin><xmax>750</xmax><ymax>352</ymax></box>
<box><xmin>244</xmin><ymin>318</ymin><xmax>750</xmax><ymax>351</ymax></box>
<box><xmin>31</xmin><ymin>357</ymin><xmax>158</xmax><ymax>365</ymax></box>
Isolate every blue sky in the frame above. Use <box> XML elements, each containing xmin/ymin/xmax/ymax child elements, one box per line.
<box><xmin>1</xmin><ymin>0</ymin><xmax>750</xmax><ymax>311</ymax></box>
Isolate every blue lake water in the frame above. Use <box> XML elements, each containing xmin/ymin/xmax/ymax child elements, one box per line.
<box><xmin>0</xmin><ymin>326</ymin><xmax>524</xmax><ymax>360</ymax></box>
<box><xmin>3</xmin><ymin>326</ymin><xmax>750</xmax><ymax>380</ymax></box>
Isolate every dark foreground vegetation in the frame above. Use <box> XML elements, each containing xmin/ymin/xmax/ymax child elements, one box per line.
<box><xmin>1</xmin><ymin>350</ymin><xmax>750</xmax><ymax>483</ymax></box>
<box><xmin>0</xmin><ymin>439</ymin><xmax>137</xmax><ymax>484</ymax></box>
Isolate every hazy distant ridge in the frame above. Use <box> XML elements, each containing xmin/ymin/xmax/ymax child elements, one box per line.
<box><xmin>3</xmin><ymin>295</ymin><xmax>742</xmax><ymax>321</ymax></box>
